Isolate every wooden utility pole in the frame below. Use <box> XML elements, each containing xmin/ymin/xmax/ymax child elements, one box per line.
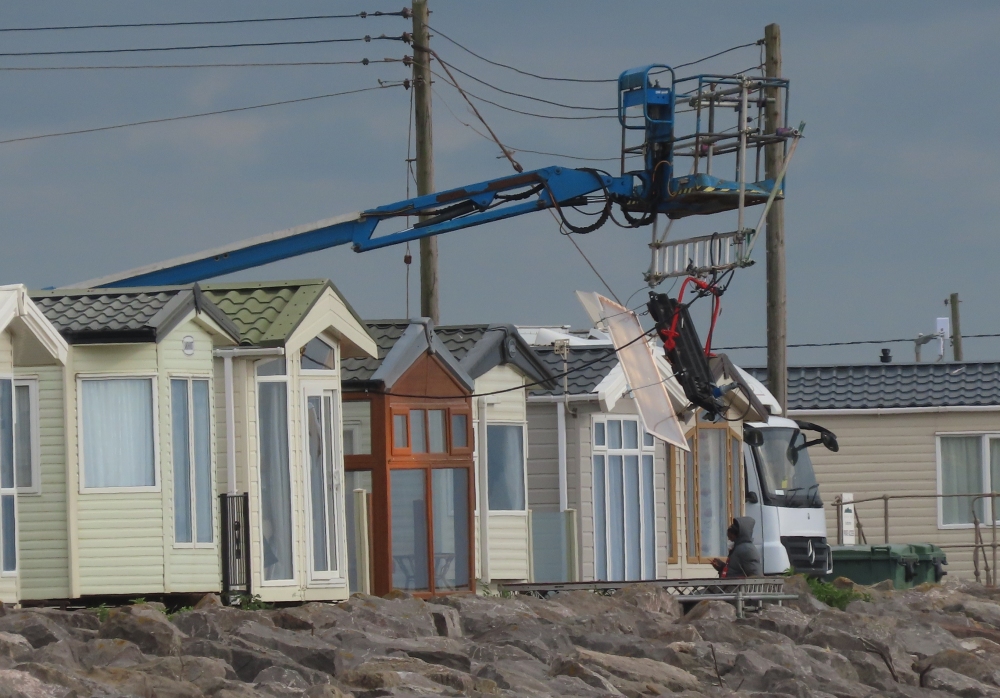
<box><xmin>411</xmin><ymin>0</ymin><xmax>438</xmax><ymax>322</ymax></box>
<box><xmin>949</xmin><ymin>292</ymin><xmax>963</xmax><ymax>361</ymax></box>
<box><xmin>764</xmin><ymin>23</ymin><xmax>787</xmax><ymax>415</ymax></box>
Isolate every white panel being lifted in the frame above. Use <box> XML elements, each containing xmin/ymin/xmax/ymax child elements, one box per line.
<box><xmin>596</xmin><ymin>295</ymin><xmax>688</xmax><ymax>450</ymax></box>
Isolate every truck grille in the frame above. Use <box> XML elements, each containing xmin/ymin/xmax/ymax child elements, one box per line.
<box><xmin>781</xmin><ymin>536</ymin><xmax>831</xmax><ymax>575</ymax></box>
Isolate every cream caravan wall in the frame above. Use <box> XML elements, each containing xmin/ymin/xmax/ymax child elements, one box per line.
<box><xmin>801</xmin><ymin>409</ymin><xmax>1000</xmax><ymax>581</ymax></box>
<box><xmin>67</xmin><ymin>317</ymin><xmax>223</xmax><ymax>597</ymax></box>
<box><xmin>15</xmin><ymin>365</ymin><xmax>69</xmax><ymax>600</ymax></box>
<box><xmin>474</xmin><ymin>365</ymin><xmax>530</xmax><ymax>582</ymax></box>
<box><xmin>0</xmin><ymin>329</ymin><xmax>17</xmax><ymax>603</ymax></box>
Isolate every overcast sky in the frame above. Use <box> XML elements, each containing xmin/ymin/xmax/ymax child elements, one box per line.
<box><xmin>2</xmin><ymin>1</ymin><xmax>998</xmax><ymax>366</ymax></box>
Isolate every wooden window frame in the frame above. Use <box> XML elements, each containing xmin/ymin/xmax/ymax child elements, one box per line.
<box><xmin>685</xmin><ymin>419</ymin><xmax>742</xmax><ymax>564</ymax></box>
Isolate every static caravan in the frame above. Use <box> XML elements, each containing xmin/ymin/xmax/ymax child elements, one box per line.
<box><xmin>341</xmin><ymin>319</ymin><xmax>476</xmax><ymax>597</ymax></box>
<box><xmin>523</xmin><ymin>327</ymin><xmax>754</xmax><ymax>582</ymax></box>
<box><xmin>435</xmin><ymin>324</ymin><xmax>556</xmax><ymax>587</ymax></box>
<box><xmin>0</xmin><ymin>285</ymin><xmax>69</xmax><ymax>605</ymax></box>
<box><xmin>202</xmin><ymin>280</ymin><xmax>377</xmax><ymax>604</ymax></box>
<box><xmin>27</xmin><ymin>286</ymin><xmax>239</xmax><ymax>601</ymax></box>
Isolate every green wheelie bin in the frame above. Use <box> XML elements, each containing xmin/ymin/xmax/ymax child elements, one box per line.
<box><xmin>906</xmin><ymin>543</ymin><xmax>948</xmax><ymax>585</ymax></box>
<box><xmin>825</xmin><ymin>544</ymin><xmax>920</xmax><ymax>589</ymax></box>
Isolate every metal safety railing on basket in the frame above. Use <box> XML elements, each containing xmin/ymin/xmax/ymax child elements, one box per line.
<box><xmin>832</xmin><ymin>492</ymin><xmax>1000</xmax><ymax>586</ymax></box>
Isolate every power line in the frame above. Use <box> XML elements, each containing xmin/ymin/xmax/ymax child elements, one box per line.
<box><xmin>434</xmin><ymin>55</ymin><xmax>617</xmax><ymax>111</ymax></box>
<box><xmin>0</xmin><ymin>11</ymin><xmax>410</xmax><ymax>32</ymax></box>
<box><xmin>716</xmin><ymin>333</ymin><xmax>1000</xmax><ymax>351</ymax></box>
<box><xmin>671</xmin><ymin>40</ymin><xmax>762</xmax><ymax>70</ymax></box>
<box><xmin>0</xmin><ymin>34</ymin><xmax>408</xmax><ymax>57</ymax></box>
<box><xmin>0</xmin><ymin>82</ymin><xmax>407</xmax><ymax>146</ymax></box>
<box><xmin>0</xmin><ymin>58</ymin><xmax>405</xmax><ymax>71</ymax></box>
<box><xmin>427</xmin><ymin>24</ymin><xmax>615</xmax><ymax>83</ymax></box>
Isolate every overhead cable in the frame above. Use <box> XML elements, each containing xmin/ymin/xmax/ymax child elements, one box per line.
<box><xmin>0</xmin><ymin>11</ymin><xmax>410</xmax><ymax>32</ymax></box>
<box><xmin>427</xmin><ymin>24</ymin><xmax>616</xmax><ymax>83</ymax></box>
<box><xmin>434</xmin><ymin>56</ymin><xmax>617</xmax><ymax>111</ymax></box>
<box><xmin>0</xmin><ymin>34</ymin><xmax>409</xmax><ymax>57</ymax></box>
<box><xmin>0</xmin><ymin>58</ymin><xmax>404</xmax><ymax>71</ymax></box>
<box><xmin>671</xmin><ymin>40</ymin><xmax>762</xmax><ymax>70</ymax></box>
<box><xmin>716</xmin><ymin>333</ymin><xmax>1000</xmax><ymax>351</ymax></box>
<box><xmin>0</xmin><ymin>82</ymin><xmax>406</xmax><ymax>146</ymax></box>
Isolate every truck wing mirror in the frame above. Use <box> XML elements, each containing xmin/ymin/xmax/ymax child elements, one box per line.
<box><xmin>821</xmin><ymin>431</ymin><xmax>839</xmax><ymax>452</ymax></box>
<box><xmin>743</xmin><ymin>427</ymin><xmax>764</xmax><ymax>447</ymax></box>
<box><xmin>745</xmin><ymin>491</ymin><xmax>759</xmax><ymax>504</ymax></box>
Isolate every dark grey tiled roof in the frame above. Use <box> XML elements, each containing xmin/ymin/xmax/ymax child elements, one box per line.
<box><xmin>33</xmin><ymin>290</ymin><xmax>177</xmax><ymax>337</ymax></box>
<box><xmin>435</xmin><ymin>325</ymin><xmax>488</xmax><ymax>361</ymax></box>
<box><xmin>341</xmin><ymin>321</ymin><xmax>409</xmax><ymax>382</ymax></box>
<box><xmin>744</xmin><ymin>363</ymin><xmax>1000</xmax><ymax>410</ymax></box>
<box><xmin>530</xmin><ymin>346</ymin><xmax>618</xmax><ymax>397</ymax></box>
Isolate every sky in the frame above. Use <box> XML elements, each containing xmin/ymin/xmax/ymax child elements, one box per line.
<box><xmin>1</xmin><ymin>1</ymin><xmax>998</xmax><ymax>367</ymax></box>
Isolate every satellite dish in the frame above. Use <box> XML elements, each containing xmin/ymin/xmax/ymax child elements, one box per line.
<box><xmin>596</xmin><ymin>295</ymin><xmax>688</xmax><ymax>451</ymax></box>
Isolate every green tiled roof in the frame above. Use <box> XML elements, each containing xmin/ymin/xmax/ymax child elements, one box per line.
<box><xmin>202</xmin><ymin>280</ymin><xmax>328</xmax><ymax>347</ymax></box>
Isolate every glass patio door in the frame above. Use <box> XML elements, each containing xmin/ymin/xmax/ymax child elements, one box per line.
<box><xmin>304</xmin><ymin>385</ymin><xmax>344</xmax><ymax>580</ymax></box>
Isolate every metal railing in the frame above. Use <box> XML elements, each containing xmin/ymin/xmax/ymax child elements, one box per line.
<box><xmin>832</xmin><ymin>492</ymin><xmax>1000</xmax><ymax>585</ymax></box>
<box><xmin>220</xmin><ymin>493</ymin><xmax>252</xmax><ymax>604</ymax></box>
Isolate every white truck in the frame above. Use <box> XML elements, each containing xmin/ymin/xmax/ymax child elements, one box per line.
<box><xmin>742</xmin><ymin>416</ymin><xmax>839</xmax><ymax>576</ymax></box>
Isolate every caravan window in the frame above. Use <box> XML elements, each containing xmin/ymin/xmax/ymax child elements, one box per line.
<box><xmin>0</xmin><ymin>379</ymin><xmax>15</xmax><ymax>572</ymax></box>
<box><xmin>486</xmin><ymin>424</ymin><xmax>525</xmax><ymax>511</ymax></box>
<box><xmin>80</xmin><ymin>378</ymin><xmax>156</xmax><ymax>489</ymax></box>
<box><xmin>301</xmin><ymin>337</ymin><xmax>337</xmax><ymax>371</ymax></box>
<box><xmin>343</xmin><ymin>400</ymin><xmax>372</xmax><ymax>455</ymax></box>
<box><xmin>14</xmin><ymin>380</ymin><xmax>39</xmax><ymax>493</ymax></box>
<box><xmin>937</xmin><ymin>434</ymin><xmax>1000</xmax><ymax>527</ymax></box>
<box><xmin>684</xmin><ymin>422</ymin><xmax>742</xmax><ymax>563</ymax></box>
<box><xmin>171</xmin><ymin>379</ymin><xmax>213</xmax><ymax>545</ymax></box>
<box><xmin>592</xmin><ymin>416</ymin><xmax>657</xmax><ymax>581</ymax></box>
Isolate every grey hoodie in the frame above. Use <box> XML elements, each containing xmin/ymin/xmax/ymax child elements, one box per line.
<box><xmin>726</xmin><ymin>516</ymin><xmax>762</xmax><ymax>578</ymax></box>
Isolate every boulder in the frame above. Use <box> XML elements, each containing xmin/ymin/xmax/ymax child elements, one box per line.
<box><xmin>98</xmin><ymin>604</ymin><xmax>186</xmax><ymax>656</ymax></box>
<box><xmin>923</xmin><ymin>667</ymin><xmax>1000</xmax><ymax>697</ymax></box>
<box><xmin>170</xmin><ymin>609</ymin><xmax>224</xmax><ymax>641</ymax></box>
<box><xmin>574</xmin><ymin>646</ymin><xmax>702</xmax><ymax>693</ymax></box>
<box><xmin>914</xmin><ymin>649</ymin><xmax>1000</xmax><ymax>687</ymax></box>
<box><xmin>0</xmin><ymin>614</ymin><xmax>70</xmax><ymax>649</ymax></box>
<box><xmin>0</xmin><ymin>669</ymin><xmax>71</xmax><ymax>698</ymax></box>
<box><xmin>740</xmin><ymin>603</ymin><xmax>812</xmax><ymax>642</ymax></box>
<box><xmin>613</xmin><ymin>582</ymin><xmax>683</xmax><ymax>619</ymax></box>
<box><xmin>549</xmin><ymin>654</ymin><xmax>624</xmax><ymax>695</ymax></box>
<box><xmin>682</xmin><ymin>599</ymin><xmax>737</xmax><ymax>623</ymax></box>
<box><xmin>0</xmin><ymin>631</ymin><xmax>34</xmax><ymax>665</ymax></box>
<box><xmin>270</xmin><ymin>603</ymin><xmax>344</xmax><ymax>632</ymax></box>
<box><xmin>429</xmin><ymin>606</ymin><xmax>462</xmax><ymax>638</ymax></box>
<box><xmin>194</xmin><ymin>593</ymin><xmax>223</xmax><ymax>610</ymax></box>
<box><xmin>80</xmin><ymin>637</ymin><xmax>147</xmax><ymax>669</ymax></box>
<box><xmin>232</xmin><ymin>621</ymin><xmax>341</xmax><ymax>675</ymax></box>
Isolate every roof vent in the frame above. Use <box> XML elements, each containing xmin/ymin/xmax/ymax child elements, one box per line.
<box><xmin>880</xmin><ymin>348</ymin><xmax>892</xmax><ymax>364</ymax></box>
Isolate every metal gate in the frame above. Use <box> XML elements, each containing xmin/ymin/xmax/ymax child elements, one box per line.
<box><xmin>220</xmin><ymin>493</ymin><xmax>251</xmax><ymax>604</ymax></box>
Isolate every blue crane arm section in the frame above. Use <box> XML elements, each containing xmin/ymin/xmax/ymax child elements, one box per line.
<box><xmin>87</xmin><ymin>166</ymin><xmax>633</xmax><ymax>288</ymax></box>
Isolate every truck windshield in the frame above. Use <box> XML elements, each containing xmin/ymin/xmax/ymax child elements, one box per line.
<box><xmin>755</xmin><ymin>427</ymin><xmax>821</xmax><ymax>508</ymax></box>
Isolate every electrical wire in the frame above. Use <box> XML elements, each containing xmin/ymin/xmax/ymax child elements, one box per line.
<box><xmin>0</xmin><ymin>58</ymin><xmax>404</xmax><ymax>71</ymax></box>
<box><xmin>427</xmin><ymin>24</ymin><xmax>616</xmax><ymax>84</ymax></box>
<box><xmin>670</xmin><ymin>40</ymin><xmax>762</xmax><ymax>71</ymax></box>
<box><xmin>0</xmin><ymin>34</ymin><xmax>409</xmax><ymax>57</ymax></box>
<box><xmin>0</xmin><ymin>82</ymin><xmax>407</xmax><ymax>146</ymax></box>
<box><xmin>0</xmin><ymin>11</ymin><xmax>410</xmax><ymax>32</ymax></box>
<box><xmin>434</xmin><ymin>56</ymin><xmax>617</xmax><ymax>111</ymax></box>
<box><xmin>715</xmin><ymin>333</ymin><xmax>1000</xmax><ymax>351</ymax></box>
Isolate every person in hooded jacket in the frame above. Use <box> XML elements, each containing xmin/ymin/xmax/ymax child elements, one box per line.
<box><xmin>711</xmin><ymin>516</ymin><xmax>762</xmax><ymax>578</ymax></box>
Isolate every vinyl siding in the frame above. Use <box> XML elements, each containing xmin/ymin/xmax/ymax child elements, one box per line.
<box><xmin>16</xmin><ymin>365</ymin><xmax>70</xmax><ymax>600</ymax></box>
<box><xmin>160</xmin><ymin>319</ymin><xmax>221</xmax><ymax>594</ymax></box>
<box><xmin>526</xmin><ymin>404</ymin><xmax>560</xmax><ymax>511</ymax></box>
<box><xmin>802</xmin><ymin>409</ymin><xmax>1000</xmax><ymax>582</ymax></box>
<box><xmin>0</xmin><ymin>331</ymin><xmax>11</xmax><ymax>367</ymax></box>
<box><xmin>476</xmin><ymin>366</ymin><xmax>530</xmax><ymax>582</ymax></box>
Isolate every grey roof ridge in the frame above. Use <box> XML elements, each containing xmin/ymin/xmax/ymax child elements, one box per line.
<box><xmin>371</xmin><ymin>319</ymin><xmax>475</xmax><ymax>393</ymax></box>
<box><xmin>458</xmin><ymin>324</ymin><xmax>557</xmax><ymax>388</ymax></box>
<box><xmin>744</xmin><ymin>361</ymin><xmax>1000</xmax><ymax>369</ymax></box>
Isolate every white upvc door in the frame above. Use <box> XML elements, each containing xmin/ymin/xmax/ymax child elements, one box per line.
<box><xmin>302</xmin><ymin>384</ymin><xmax>346</xmax><ymax>582</ymax></box>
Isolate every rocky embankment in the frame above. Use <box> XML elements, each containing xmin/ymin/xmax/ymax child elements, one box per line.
<box><xmin>4</xmin><ymin>578</ymin><xmax>1000</xmax><ymax>697</ymax></box>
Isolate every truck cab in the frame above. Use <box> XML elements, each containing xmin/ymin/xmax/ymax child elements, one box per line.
<box><xmin>743</xmin><ymin>416</ymin><xmax>837</xmax><ymax>576</ymax></box>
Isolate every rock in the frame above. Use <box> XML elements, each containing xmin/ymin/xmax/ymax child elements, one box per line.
<box><xmin>0</xmin><ymin>669</ymin><xmax>71</xmax><ymax>698</ymax></box>
<box><xmin>171</xmin><ymin>609</ymin><xmax>224</xmax><ymax>641</ymax></box>
<box><xmin>964</xmin><ymin>600</ymin><xmax>1000</xmax><ymax>629</ymax></box>
<box><xmin>682</xmin><ymin>599</ymin><xmax>737</xmax><ymax>623</ymax></box>
<box><xmin>29</xmin><ymin>639</ymin><xmax>81</xmax><ymax>670</ymax></box>
<box><xmin>270</xmin><ymin>603</ymin><xmax>344</xmax><ymax>632</ymax></box>
<box><xmin>0</xmin><ymin>614</ymin><xmax>70</xmax><ymax>649</ymax></box>
<box><xmin>77</xmin><ymin>637</ymin><xmax>146</xmax><ymax>669</ymax></box>
<box><xmin>574</xmin><ymin>646</ymin><xmax>702</xmax><ymax>693</ymax></box>
<box><xmin>232</xmin><ymin>621</ymin><xmax>341</xmax><ymax>675</ymax></box>
<box><xmin>549</xmin><ymin>654</ymin><xmax>625</xmax><ymax>695</ymax></box>
<box><xmin>87</xmin><ymin>665</ymin><xmax>204</xmax><ymax>698</ymax></box>
<box><xmin>897</xmin><ymin>621</ymin><xmax>963</xmax><ymax>659</ymax></box>
<box><xmin>923</xmin><ymin>667</ymin><xmax>1000</xmax><ymax>697</ymax></box>
<box><xmin>613</xmin><ymin>583</ymin><xmax>683</xmax><ymax>619</ymax></box>
<box><xmin>98</xmin><ymin>604</ymin><xmax>186</xmax><ymax>656</ymax></box>
<box><xmin>194</xmin><ymin>593</ymin><xmax>223</xmax><ymax>610</ymax></box>
<box><xmin>139</xmin><ymin>655</ymin><xmax>237</xmax><ymax>693</ymax></box>
<box><xmin>783</xmin><ymin>574</ymin><xmax>831</xmax><ymax>615</ymax></box>
<box><xmin>0</xmin><ymin>631</ymin><xmax>34</xmax><ymax>664</ymax></box>
<box><xmin>255</xmin><ymin>664</ymin><xmax>311</xmax><ymax>688</ymax></box>
<box><xmin>429</xmin><ymin>606</ymin><xmax>462</xmax><ymax>638</ymax></box>
<box><xmin>740</xmin><ymin>604</ymin><xmax>812</xmax><ymax>642</ymax></box>
<box><xmin>914</xmin><ymin>649</ymin><xmax>1000</xmax><ymax>687</ymax></box>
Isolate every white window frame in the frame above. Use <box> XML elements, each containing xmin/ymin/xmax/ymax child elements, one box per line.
<box><xmin>77</xmin><ymin>374</ymin><xmax>160</xmax><ymax>494</ymax></box>
<box><xmin>13</xmin><ymin>378</ymin><xmax>41</xmax><ymax>495</ymax></box>
<box><xmin>255</xmin><ymin>358</ymin><xmax>297</xmax><ymax>587</ymax></box>
<box><xmin>485</xmin><ymin>420</ymin><xmax>529</xmax><ymax>515</ymax></box>
<box><xmin>298</xmin><ymin>334</ymin><xmax>340</xmax><ymax>375</ymax></box>
<box><xmin>592</xmin><ymin>415</ymin><xmax>657</xmax><ymax>580</ymax></box>
<box><xmin>936</xmin><ymin>431</ymin><xmax>1000</xmax><ymax>529</ymax></box>
<box><xmin>169</xmin><ymin>374</ymin><xmax>216</xmax><ymax>549</ymax></box>
<box><xmin>302</xmin><ymin>382</ymin><xmax>347</xmax><ymax>585</ymax></box>
<box><xmin>0</xmin><ymin>375</ymin><xmax>18</xmax><ymax>576</ymax></box>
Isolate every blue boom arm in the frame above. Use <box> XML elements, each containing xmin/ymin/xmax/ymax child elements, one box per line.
<box><xmin>84</xmin><ymin>166</ymin><xmax>634</xmax><ymax>288</ymax></box>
